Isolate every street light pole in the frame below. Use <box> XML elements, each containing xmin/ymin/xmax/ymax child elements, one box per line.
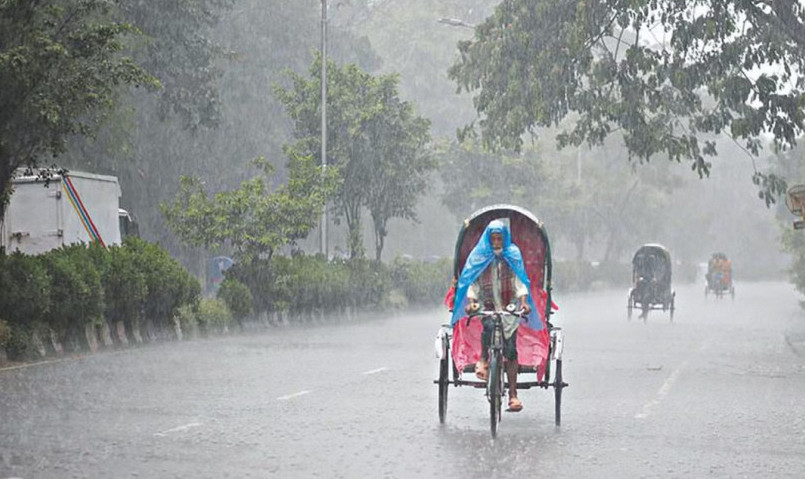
<box><xmin>320</xmin><ymin>0</ymin><xmax>328</xmax><ymax>257</ymax></box>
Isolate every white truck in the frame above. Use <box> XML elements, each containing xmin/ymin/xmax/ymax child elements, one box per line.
<box><xmin>0</xmin><ymin>169</ymin><xmax>137</xmax><ymax>255</ymax></box>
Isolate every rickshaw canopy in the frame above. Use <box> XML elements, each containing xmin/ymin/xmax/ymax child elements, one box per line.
<box><xmin>632</xmin><ymin>243</ymin><xmax>672</xmax><ymax>284</ymax></box>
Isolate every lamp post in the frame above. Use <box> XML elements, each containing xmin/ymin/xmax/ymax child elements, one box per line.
<box><xmin>786</xmin><ymin>184</ymin><xmax>805</xmax><ymax>230</ymax></box>
<box><xmin>320</xmin><ymin>0</ymin><xmax>328</xmax><ymax>257</ymax></box>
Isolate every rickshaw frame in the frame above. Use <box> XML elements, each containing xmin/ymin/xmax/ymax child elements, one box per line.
<box><xmin>434</xmin><ymin>204</ymin><xmax>567</xmax><ymax>433</ymax></box>
<box><xmin>705</xmin><ymin>252</ymin><xmax>735</xmax><ymax>300</ymax></box>
<box><xmin>627</xmin><ymin>243</ymin><xmax>676</xmax><ymax>321</ymax></box>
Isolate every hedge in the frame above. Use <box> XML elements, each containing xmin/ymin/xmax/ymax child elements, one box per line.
<box><xmin>0</xmin><ymin>239</ymin><xmax>200</xmax><ymax>360</ymax></box>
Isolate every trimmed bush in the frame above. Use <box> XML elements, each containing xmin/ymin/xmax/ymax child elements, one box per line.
<box><xmin>102</xmin><ymin>245</ymin><xmax>147</xmax><ymax>342</ymax></box>
<box><xmin>389</xmin><ymin>256</ymin><xmax>453</xmax><ymax>306</ymax></box>
<box><xmin>0</xmin><ymin>319</ymin><xmax>9</xmax><ymax>348</ymax></box>
<box><xmin>217</xmin><ymin>277</ymin><xmax>253</xmax><ymax>324</ymax></box>
<box><xmin>124</xmin><ymin>237</ymin><xmax>200</xmax><ymax>338</ymax></box>
<box><xmin>197</xmin><ymin>298</ymin><xmax>232</xmax><ymax>334</ymax></box>
<box><xmin>0</xmin><ymin>252</ymin><xmax>50</xmax><ymax>359</ymax></box>
<box><xmin>41</xmin><ymin>245</ymin><xmax>104</xmax><ymax>351</ymax></box>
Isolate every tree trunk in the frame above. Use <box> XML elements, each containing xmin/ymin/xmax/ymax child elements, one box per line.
<box><xmin>373</xmin><ymin>218</ymin><xmax>386</xmax><ymax>262</ymax></box>
<box><xmin>344</xmin><ymin>201</ymin><xmax>363</xmax><ymax>258</ymax></box>
<box><xmin>0</xmin><ymin>159</ymin><xmax>12</xmax><ymax>227</ymax></box>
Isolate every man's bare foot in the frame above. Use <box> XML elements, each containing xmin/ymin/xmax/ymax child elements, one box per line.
<box><xmin>475</xmin><ymin>360</ymin><xmax>489</xmax><ymax>381</ymax></box>
<box><xmin>508</xmin><ymin>396</ymin><xmax>523</xmax><ymax>412</ymax></box>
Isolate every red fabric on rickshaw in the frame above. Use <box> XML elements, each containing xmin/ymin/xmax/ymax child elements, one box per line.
<box><xmin>451</xmin><ymin>285</ymin><xmax>551</xmax><ymax>381</ymax></box>
<box><xmin>452</xmin><ymin>319</ymin><xmax>550</xmax><ymax>380</ymax></box>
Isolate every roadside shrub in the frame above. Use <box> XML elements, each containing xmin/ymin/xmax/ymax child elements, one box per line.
<box><xmin>197</xmin><ymin>298</ymin><xmax>232</xmax><ymax>333</ymax></box>
<box><xmin>553</xmin><ymin>260</ymin><xmax>595</xmax><ymax>292</ymax></box>
<box><xmin>103</xmin><ymin>245</ymin><xmax>147</xmax><ymax>340</ymax></box>
<box><xmin>389</xmin><ymin>256</ymin><xmax>452</xmax><ymax>306</ymax></box>
<box><xmin>41</xmin><ymin>245</ymin><xmax>104</xmax><ymax>351</ymax></box>
<box><xmin>0</xmin><ymin>252</ymin><xmax>50</xmax><ymax>358</ymax></box>
<box><xmin>124</xmin><ymin>237</ymin><xmax>200</xmax><ymax>335</ymax></box>
<box><xmin>591</xmin><ymin>261</ymin><xmax>631</xmax><ymax>288</ymax></box>
<box><xmin>227</xmin><ymin>257</ymin><xmax>288</xmax><ymax>314</ymax></box>
<box><xmin>346</xmin><ymin>258</ymin><xmax>389</xmax><ymax>309</ymax></box>
<box><xmin>174</xmin><ymin>304</ymin><xmax>198</xmax><ymax>336</ymax></box>
<box><xmin>0</xmin><ymin>319</ymin><xmax>9</xmax><ymax>349</ymax></box>
<box><xmin>217</xmin><ymin>277</ymin><xmax>253</xmax><ymax>324</ymax></box>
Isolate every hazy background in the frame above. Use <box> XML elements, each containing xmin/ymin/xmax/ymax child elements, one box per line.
<box><xmin>58</xmin><ymin>0</ymin><xmax>790</xmax><ymax>280</ymax></box>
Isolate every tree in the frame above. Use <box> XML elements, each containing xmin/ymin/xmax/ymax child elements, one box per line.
<box><xmin>362</xmin><ymin>90</ymin><xmax>434</xmax><ymax>261</ymax></box>
<box><xmin>439</xmin><ymin>139</ymin><xmax>550</xmax><ymax>219</ymax></box>
<box><xmin>448</xmin><ymin>0</ymin><xmax>801</xmax><ymax>202</ymax></box>
<box><xmin>161</xmin><ymin>155</ymin><xmax>338</xmax><ymax>261</ymax></box>
<box><xmin>276</xmin><ymin>55</ymin><xmax>434</xmax><ymax>260</ymax></box>
<box><xmin>115</xmin><ymin>0</ymin><xmax>234</xmax><ymax>131</ymax></box>
<box><xmin>0</xmin><ymin>1</ymin><xmax>158</xmax><ymax>220</ymax></box>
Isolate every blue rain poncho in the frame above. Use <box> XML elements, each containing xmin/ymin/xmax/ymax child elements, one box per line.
<box><xmin>450</xmin><ymin>220</ymin><xmax>542</xmax><ymax>330</ymax></box>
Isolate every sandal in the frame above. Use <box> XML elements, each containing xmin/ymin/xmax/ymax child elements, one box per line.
<box><xmin>508</xmin><ymin>397</ymin><xmax>523</xmax><ymax>412</ymax></box>
<box><xmin>475</xmin><ymin>360</ymin><xmax>489</xmax><ymax>381</ymax></box>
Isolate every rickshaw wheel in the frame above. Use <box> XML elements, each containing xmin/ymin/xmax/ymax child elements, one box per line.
<box><xmin>669</xmin><ymin>301</ymin><xmax>675</xmax><ymax>321</ymax></box>
<box><xmin>554</xmin><ymin>359</ymin><xmax>563</xmax><ymax>426</ymax></box>
<box><xmin>438</xmin><ymin>335</ymin><xmax>449</xmax><ymax>424</ymax></box>
<box><xmin>488</xmin><ymin>355</ymin><xmax>503</xmax><ymax>438</ymax></box>
<box><xmin>627</xmin><ymin>291</ymin><xmax>634</xmax><ymax>321</ymax></box>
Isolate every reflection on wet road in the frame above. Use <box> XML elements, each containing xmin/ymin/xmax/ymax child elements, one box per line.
<box><xmin>2</xmin><ymin>282</ymin><xmax>804</xmax><ymax>478</ymax></box>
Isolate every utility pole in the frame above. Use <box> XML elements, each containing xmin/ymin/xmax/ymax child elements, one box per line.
<box><xmin>320</xmin><ymin>0</ymin><xmax>328</xmax><ymax>257</ymax></box>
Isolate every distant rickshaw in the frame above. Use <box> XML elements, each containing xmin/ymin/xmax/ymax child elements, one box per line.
<box><xmin>627</xmin><ymin>244</ymin><xmax>675</xmax><ymax>321</ymax></box>
<box><xmin>705</xmin><ymin>252</ymin><xmax>734</xmax><ymax>299</ymax></box>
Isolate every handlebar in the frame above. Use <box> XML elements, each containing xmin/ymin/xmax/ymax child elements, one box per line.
<box><xmin>466</xmin><ymin>307</ymin><xmax>527</xmax><ymax>325</ymax></box>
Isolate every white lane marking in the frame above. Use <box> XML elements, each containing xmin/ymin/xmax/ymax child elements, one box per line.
<box><xmin>362</xmin><ymin>367</ymin><xmax>388</xmax><ymax>375</ymax></box>
<box><xmin>154</xmin><ymin>422</ymin><xmax>203</xmax><ymax>437</ymax></box>
<box><xmin>635</xmin><ymin>360</ymin><xmax>688</xmax><ymax>419</ymax></box>
<box><xmin>276</xmin><ymin>390</ymin><xmax>312</xmax><ymax>401</ymax></box>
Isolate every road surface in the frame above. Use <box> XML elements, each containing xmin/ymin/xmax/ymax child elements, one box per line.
<box><xmin>2</xmin><ymin>281</ymin><xmax>804</xmax><ymax>478</ymax></box>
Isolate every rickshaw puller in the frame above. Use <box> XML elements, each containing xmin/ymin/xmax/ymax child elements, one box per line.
<box><xmin>457</xmin><ymin>222</ymin><xmax>533</xmax><ymax>412</ymax></box>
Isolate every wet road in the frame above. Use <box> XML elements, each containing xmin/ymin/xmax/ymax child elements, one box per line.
<box><xmin>2</xmin><ymin>281</ymin><xmax>805</xmax><ymax>478</ymax></box>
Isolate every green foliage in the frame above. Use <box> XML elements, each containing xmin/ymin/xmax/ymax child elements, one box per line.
<box><xmin>448</xmin><ymin>0</ymin><xmax>805</xmax><ymax>200</ymax></box>
<box><xmin>0</xmin><ymin>252</ymin><xmax>50</xmax><ymax>330</ymax></box>
<box><xmin>226</xmin><ymin>255</ymin><xmax>395</xmax><ymax>319</ymax></box>
<box><xmin>388</xmin><ymin>257</ymin><xmax>453</xmax><ymax>306</ymax></box>
<box><xmin>552</xmin><ymin>261</ymin><xmax>596</xmax><ymax>293</ymax></box>
<box><xmin>123</xmin><ymin>237</ymin><xmax>200</xmax><ymax>330</ymax></box>
<box><xmin>174</xmin><ymin>304</ymin><xmax>198</xmax><ymax>334</ymax></box>
<box><xmin>0</xmin><ymin>0</ymin><xmax>158</xmax><ymax>219</ymax></box>
<box><xmin>276</xmin><ymin>54</ymin><xmax>434</xmax><ymax>260</ymax></box>
<box><xmin>217</xmin><ymin>277</ymin><xmax>253</xmax><ymax>321</ymax></box>
<box><xmin>438</xmin><ymin>139</ymin><xmax>551</xmax><ymax>219</ymax></box>
<box><xmin>783</xmin><ymin>228</ymin><xmax>805</xmax><ymax>302</ymax></box>
<box><xmin>0</xmin><ymin>251</ymin><xmax>50</xmax><ymax>358</ymax></box>
<box><xmin>197</xmin><ymin>298</ymin><xmax>232</xmax><ymax>332</ymax></box>
<box><xmin>102</xmin><ymin>244</ymin><xmax>147</xmax><ymax>329</ymax></box>
<box><xmin>161</xmin><ymin>155</ymin><xmax>337</xmax><ymax>261</ymax></box>
<box><xmin>0</xmin><ymin>239</ymin><xmax>201</xmax><ymax>357</ymax></box>
<box><xmin>0</xmin><ymin>318</ymin><xmax>9</xmax><ymax>349</ymax></box>
<box><xmin>116</xmin><ymin>0</ymin><xmax>234</xmax><ymax>130</ymax></box>
<box><xmin>40</xmin><ymin>245</ymin><xmax>105</xmax><ymax>349</ymax></box>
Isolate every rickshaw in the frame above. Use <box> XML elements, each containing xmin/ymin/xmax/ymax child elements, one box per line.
<box><xmin>705</xmin><ymin>252</ymin><xmax>734</xmax><ymax>299</ymax></box>
<box><xmin>434</xmin><ymin>204</ymin><xmax>567</xmax><ymax>437</ymax></box>
<box><xmin>627</xmin><ymin>243</ymin><xmax>675</xmax><ymax>321</ymax></box>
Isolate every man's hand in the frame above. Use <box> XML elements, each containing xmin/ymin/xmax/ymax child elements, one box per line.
<box><xmin>519</xmin><ymin>299</ymin><xmax>531</xmax><ymax>315</ymax></box>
